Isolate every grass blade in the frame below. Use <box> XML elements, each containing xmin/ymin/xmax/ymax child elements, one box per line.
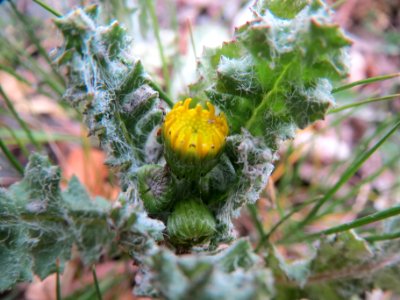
<box><xmin>92</xmin><ymin>265</ymin><xmax>103</xmax><ymax>300</ymax></box>
<box><xmin>187</xmin><ymin>19</ymin><xmax>198</xmax><ymax>59</ymax></box>
<box><xmin>365</xmin><ymin>231</ymin><xmax>400</xmax><ymax>243</ymax></box>
<box><xmin>147</xmin><ymin>0</ymin><xmax>171</xmax><ymax>96</ymax></box>
<box><xmin>56</xmin><ymin>259</ymin><xmax>62</xmax><ymax>300</ymax></box>
<box><xmin>0</xmin><ymin>85</ymin><xmax>41</xmax><ymax>151</ymax></box>
<box><xmin>329</xmin><ymin>94</ymin><xmax>400</xmax><ymax>114</ymax></box>
<box><xmin>332</xmin><ymin>73</ymin><xmax>400</xmax><ymax>94</ymax></box>
<box><xmin>255</xmin><ymin>197</ymin><xmax>321</xmax><ymax>251</ymax></box>
<box><xmin>294</xmin><ymin>119</ymin><xmax>400</xmax><ymax>233</ymax></box>
<box><xmin>0</xmin><ymin>137</ymin><xmax>24</xmax><ymax>175</ymax></box>
<box><xmin>32</xmin><ymin>0</ymin><xmax>62</xmax><ymax>17</ymax></box>
<box><xmin>2</xmin><ymin>125</ymin><xmax>30</xmax><ymax>157</ymax></box>
<box><xmin>303</xmin><ymin>205</ymin><xmax>400</xmax><ymax>241</ymax></box>
<box><xmin>0</xmin><ymin>64</ymin><xmax>54</xmax><ymax>98</ymax></box>
<box><xmin>8</xmin><ymin>1</ymin><xmax>65</xmax><ymax>86</ymax></box>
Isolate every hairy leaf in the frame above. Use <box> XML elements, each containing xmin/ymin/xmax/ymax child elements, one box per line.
<box><xmin>0</xmin><ymin>154</ymin><xmax>164</xmax><ymax>292</ymax></box>
<box><xmin>191</xmin><ymin>0</ymin><xmax>350</xmax><ymax>241</ymax></box>
<box><xmin>136</xmin><ymin>239</ymin><xmax>275</xmax><ymax>300</ymax></box>
<box><xmin>268</xmin><ymin>231</ymin><xmax>400</xmax><ymax>299</ymax></box>
<box><xmin>53</xmin><ymin>5</ymin><xmax>164</xmax><ymax>191</ymax></box>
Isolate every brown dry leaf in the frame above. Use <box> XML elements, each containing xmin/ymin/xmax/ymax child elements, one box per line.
<box><xmin>61</xmin><ymin>146</ymin><xmax>119</xmax><ymax>200</ymax></box>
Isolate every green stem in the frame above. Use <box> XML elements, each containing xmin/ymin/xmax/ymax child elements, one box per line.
<box><xmin>248</xmin><ymin>204</ymin><xmax>268</xmax><ymax>246</ymax></box>
<box><xmin>0</xmin><ymin>85</ymin><xmax>42</xmax><ymax>151</ymax></box>
<box><xmin>332</xmin><ymin>73</ymin><xmax>400</xmax><ymax>94</ymax></box>
<box><xmin>294</xmin><ymin>120</ymin><xmax>400</xmax><ymax>234</ymax></box>
<box><xmin>147</xmin><ymin>0</ymin><xmax>171</xmax><ymax>96</ymax></box>
<box><xmin>187</xmin><ymin>19</ymin><xmax>198</xmax><ymax>59</ymax></box>
<box><xmin>365</xmin><ymin>231</ymin><xmax>400</xmax><ymax>243</ymax></box>
<box><xmin>146</xmin><ymin>80</ymin><xmax>174</xmax><ymax>108</ymax></box>
<box><xmin>32</xmin><ymin>0</ymin><xmax>62</xmax><ymax>17</ymax></box>
<box><xmin>92</xmin><ymin>265</ymin><xmax>103</xmax><ymax>300</ymax></box>
<box><xmin>329</xmin><ymin>94</ymin><xmax>400</xmax><ymax>114</ymax></box>
<box><xmin>0</xmin><ymin>138</ymin><xmax>24</xmax><ymax>175</ymax></box>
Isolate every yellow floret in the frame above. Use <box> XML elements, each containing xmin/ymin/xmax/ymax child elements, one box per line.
<box><xmin>163</xmin><ymin>98</ymin><xmax>228</xmax><ymax>159</ymax></box>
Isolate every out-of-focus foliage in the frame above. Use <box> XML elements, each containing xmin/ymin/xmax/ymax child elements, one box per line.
<box><xmin>1</xmin><ymin>0</ymin><xmax>400</xmax><ymax>299</ymax></box>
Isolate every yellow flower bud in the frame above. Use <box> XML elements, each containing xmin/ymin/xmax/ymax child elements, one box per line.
<box><xmin>162</xmin><ymin>98</ymin><xmax>229</xmax><ymax>178</ymax></box>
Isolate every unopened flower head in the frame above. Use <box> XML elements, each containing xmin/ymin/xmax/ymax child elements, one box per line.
<box><xmin>162</xmin><ymin>98</ymin><xmax>228</xmax><ymax>178</ymax></box>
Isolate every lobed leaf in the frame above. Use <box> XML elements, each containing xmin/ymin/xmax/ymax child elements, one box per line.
<box><xmin>53</xmin><ymin>5</ymin><xmax>165</xmax><ymax>191</ymax></box>
<box><xmin>189</xmin><ymin>0</ymin><xmax>351</xmax><ymax>242</ymax></box>
<box><xmin>268</xmin><ymin>231</ymin><xmax>400</xmax><ymax>299</ymax></box>
<box><xmin>136</xmin><ymin>239</ymin><xmax>275</xmax><ymax>300</ymax></box>
<box><xmin>0</xmin><ymin>154</ymin><xmax>164</xmax><ymax>292</ymax></box>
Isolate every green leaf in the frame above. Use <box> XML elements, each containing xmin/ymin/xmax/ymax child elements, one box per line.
<box><xmin>0</xmin><ymin>154</ymin><xmax>165</xmax><ymax>292</ymax></box>
<box><xmin>53</xmin><ymin>6</ymin><xmax>165</xmax><ymax>190</ymax></box>
<box><xmin>194</xmin><ymin>0</ymin><xmax>350</xmax><ymax>149</ymax></box>
<box><xmin>256</xmin><ymin>0</ymin><xmax>309</xmax><ymax>19</ymax></box>
<box><xmin>187</xmin><ymin>0</ymin><xmax>350</xmax><ymax>242</ymax></box>
<box><xmin>136</xmin><ymin>239</ymin><xmax>275</xmax><ymax>300</ymax></box>
<box><xmin>267</xmin><ymin>231</ymin><xmax>400</xmax><ymax>299</ymax></box>
<box><xmin>267</xmin><ymin>246</ymin><xmax>313</xmax><ymax>287</ymax></box>
<box><xmin>310</xmin><ymin>231</ymin><xmax>373</xmax><ymax>274</ymax></box>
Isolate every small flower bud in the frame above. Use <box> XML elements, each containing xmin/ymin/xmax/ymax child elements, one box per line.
<box><xmin>137</xmin><ymin>164</ymin><xmax>174</xmax><ymax>215</ymax></box>
<box><xmin>167</xmin><ymin>198</ymin><xmax>216</xmax><ymax>247</ymax></box>
<box><xmin>162</xmin><ymin>98</ymin><xmax>229</xmax><ymax>179</ymax></box>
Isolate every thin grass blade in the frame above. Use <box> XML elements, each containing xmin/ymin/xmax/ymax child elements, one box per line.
<box><xmin>294</xmin><ymin>119</ymin><xmax>400</xmax><ymax>233</ymax></box>
<box><xmin>332</xmin><ymin>73</ymin><xmax>400</xmax><ymax>94</ymax></box>
<box><xmin>329</xmin><ymin>94</ymin><xmax>400</xmax><ymax>114</ymax></box>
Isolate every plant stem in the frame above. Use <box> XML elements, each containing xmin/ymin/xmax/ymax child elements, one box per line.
<box><xmin>0</xmin><ymin>138</ymin><xmax>24</xmax><ymax>175</ymax></box>
<box><xmin>329</xmin><ymin>94</ymin><xmax>400</xmax><ymax>113</ymax></box>
<box><xmin>187</xmin><ymin>19</ymin><xmax>198</xmax><ymax>59</ymax></box>
<box><xmin>293</xmin><ymin>120</ymin><xmax>400</xmax><ymax>235</ymax></box>
<box><xmin>92</xmin><ymin>265</ymin><xmax>103</xmax><ymax>300</ymax></box>
<box><xmin>32</xmin><ymin>0</ymin><xmax>62</xmax><ymax>17</ymax></box>
<box><xmin>147</xmin><ymin>0</ymin><xmax>171</xmax><ymax>96</ymax></box>
<box><xmin>146</xmin><ymin>79</ymin><xmax>174</xmax><ymax>108</ymax></box>
<box><xmin>0</xmin><ymin>85</ymin><xmax>42</xmax><ymax>151</ymax></box>
<box><xmin>247</xmin><ymin>203</ymin><xmax>268</xmax><ymax>247</ymax></box>
<box><xmin>332</xmin><ymin>73</ymin><xmax>400</xmax><ymax>94</ymax></box>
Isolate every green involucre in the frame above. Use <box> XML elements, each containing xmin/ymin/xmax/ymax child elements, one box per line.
<box><xmin>137</xmin><ymin>164</ymin><xmax>175</xmax><ymax>215</ymax></box>
<box><xmin>167</xmin><ymin>198</ymin><xmax>216</xmax><ymax>246</ymax></box>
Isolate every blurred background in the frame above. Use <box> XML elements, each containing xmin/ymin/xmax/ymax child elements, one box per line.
<box><xmin>0</xmin><ymin>0</ymin><xmax>399</xmax><ymax>299</ymax></box>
